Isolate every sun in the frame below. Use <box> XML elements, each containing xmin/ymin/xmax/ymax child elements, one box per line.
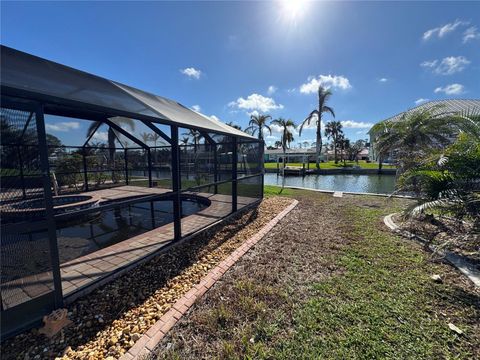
<box><xmin>279</xmin><ymin>0</ymin><xmax>309</xmax><ymax>23</ymax></box>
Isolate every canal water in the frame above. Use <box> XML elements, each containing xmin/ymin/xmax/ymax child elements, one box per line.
<box><xmin>264</xmin><ymin>173</ymin><xmax>396</xmax><ymax>194</ymax></box>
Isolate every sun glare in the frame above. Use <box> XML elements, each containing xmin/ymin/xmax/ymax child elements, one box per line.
<box><xmin>279</xmin><ymin>0</ymin><xmax>309</xmax><ymax>24</ymax></box>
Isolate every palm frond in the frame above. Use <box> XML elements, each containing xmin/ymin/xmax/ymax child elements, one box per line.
<box><xmin>322</xmin><ymin>105</ymin><xmax>335</xmax><ymax>118</ymax></box>
<box><xmin>299</xmin><ymin>110</ymin><xmax>318</xmax><ymax>136</ymax></box>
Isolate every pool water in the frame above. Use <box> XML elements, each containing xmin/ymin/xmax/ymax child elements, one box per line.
<box><xmin>56</xmin><ymin>198</ymin><xmax>207</xmax><ymax>263</ymax></box>
<box><xmin>264</xmin><ymin>173</ymin><xmax>396</xmax><ymax>194</ymax></box>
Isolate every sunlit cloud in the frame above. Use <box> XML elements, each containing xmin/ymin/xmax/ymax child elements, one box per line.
<box><xmin>421</xmin><ymin>56</ymin><xmax>470</xmax><ymax>75</ymax></box>
<box><xmin>379</xmin><ymin>78</ymin><xmax>388</xmax><ymax>83</ymax></box>
<box><xmin>45</xmin><ymin>121</ymin><xmax>80</xmax><ymax>132</ymax></box>
<box><xmin>267</xmin><ymin>85</ymin><xmax>277</xmax><ymax>95</ymax></box>
<box><xmin>434</xmin><ymin>83</ymin><xmax>465</xmax><ymax>95</ymax></box>
<box><xmin>423</xmin><ymin>19</ymin><xmax>468</xmax><ymax>40</ymax></box>
<box><xmin>415</xmin><ymin>98</ymin><xmax>429</xmax><ymax>105</ymax></box>
<box><xmin>228</xmin><ymin>93</ymin><xmax>284</xmax><ymax>113</ymax></box>
<box><xmin>180</xmin><ymin>67</ymin><xmax>202</xmax><ymax>79</ymax></box>
<box><xmin>463</xmin><ymin>26</ymin><xmax>480</xmax><ymax>43</ymax></box>
<box><xmin>191</xmin><ymin>104</ymin><xmax>201</xmax><ymax>112</ymax></box>
<box><xmin>92</xmin><ymin>131</ymin><xmax>108</xmax><ymax>142</ymax></box>
<box><xmin>340</xmin><ymin>120</ymin><xmax>374</xmax><ymax>129</ymax></box>
<box><xmin>300</xmin><ymin>74</ymin><xmax>352</xmax><ymax>94</ymax></box>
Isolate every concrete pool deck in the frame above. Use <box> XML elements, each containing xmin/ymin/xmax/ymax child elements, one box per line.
<box><xmin>1</xmin><ymin>186</ymin><xmax>258</xmax><ymax>309</ymax></box>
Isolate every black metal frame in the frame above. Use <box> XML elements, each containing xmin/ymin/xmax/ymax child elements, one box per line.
<box><xmin>0</xmin><ymin>90</ymin><xmax>264</xmax><ymax>340</ymax></box>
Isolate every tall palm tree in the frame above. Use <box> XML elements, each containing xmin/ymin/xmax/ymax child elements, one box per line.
<box><xmin>87</xmin><ymin>117</ymin><xmax>135</xmax><ymax>182</ymax></box>
<box><xmin>324</xmin><ymin>121</ymin><xmax>343</xmax><ymax>163</ymax></box>
<box><xmin>299</xmin><ymin>86</ymin><xmax>335</xmax><ymax>169</ymax></box>
<box><xmin>245</xmin><ymin>114</ymin><xmax>272</xmax><ymax>141</ymax></box>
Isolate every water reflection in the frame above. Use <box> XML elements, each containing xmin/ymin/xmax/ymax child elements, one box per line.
<box><xmin>264</xmin><ymin>173</ymin><xmax>396</xmax><ymax>194</ymax></box>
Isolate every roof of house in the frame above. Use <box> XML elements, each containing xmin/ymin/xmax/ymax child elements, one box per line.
<box><xmin>0</xmin><ymin>45</ymin><xmax>254</xmax><ymax>140</ymax></box>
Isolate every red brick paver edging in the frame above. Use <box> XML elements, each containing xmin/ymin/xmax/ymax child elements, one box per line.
<box><xmin>120</xmin><ymin>199</ymin><xmax>299</xmax><ymax>360</ymax></box>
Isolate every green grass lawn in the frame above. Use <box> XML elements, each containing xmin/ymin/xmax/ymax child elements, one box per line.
<box><xmin>264</xmin><ymin>160</ymin><xmax>396</xmax><ymax>170</ymax></box>
<box><xmin>271</xmin><ymin>204</ymin><xmax>477</xmax><ymax>358</ymax></box>
<box><xmin>155</xmin><ymin>189</ymin><xmax>479</xmax><ymax>359</ymax></box>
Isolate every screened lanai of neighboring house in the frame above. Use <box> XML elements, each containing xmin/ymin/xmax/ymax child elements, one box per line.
<box><xmin>0</xmin><ymin>45</ymin><xmax>264</xmax><ymax>339</ymax></box>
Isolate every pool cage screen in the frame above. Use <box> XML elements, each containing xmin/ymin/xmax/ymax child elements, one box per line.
<box><xmin>0</xmin><ymin>46</ymin><xmax>264</xmax><ymax>339</ymax></box>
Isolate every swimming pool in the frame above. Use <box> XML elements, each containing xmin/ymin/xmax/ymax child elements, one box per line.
<box><xmin>55</xmin><ymin>197</ymin><xmax>208</xmax><ymax>263</ymax></box>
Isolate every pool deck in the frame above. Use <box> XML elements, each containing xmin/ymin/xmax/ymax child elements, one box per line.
<box><xmin>1</xmin><ymin>186</ymin><xmax>258</xmax><ymax>309</ymax></box>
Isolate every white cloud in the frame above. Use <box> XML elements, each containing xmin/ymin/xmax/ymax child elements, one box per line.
<box><xmin>267</xmin><ymin>85</ymin><xmax>277</xmax><ymax>95</ymax></box>
<box><xmin>45</xmin><ymin>121</ymin><xmax>80</xmax><ymax>132</ymax></box>
<box><xmin>463</xmin><ymin>26</ymin><xmax>480</xmax><ymax>43</ymax></box>
<box><xmin>340</xmin><ymin>120</ymin><xmax>374</xmax><ymax>129</ymax></box>
<box><xmin>228</xmin><ymin>93</ymin><xmax>284</xmax><ymax>113</ymax></box>
<box><xmin>297</xmin><ymin>114</ymin><xmax>323</xmax><ymax>131</ymax></box>
<box><xmin>421</xmin><ymin>56</ymin><xmax>470</xmax><ymax>75</ymax></box>
<box><xmin>92</xmin><ymin>131</ymin><xmax>108</xmax><ymax>142</ymax></box>
<box><xmin>209</xmin><ymin>115</ymin><xmax>220</xmax><ymax>121</ymax></box>
<box><xmin>299</xmin><ymin>74</ymin><xmax>352</xmax><ymax>94</ymax></box>
<box><xmin>415</xmin><ymin>98</ymin><xmax>429</xmax><ymax>105</ymax></box>
<box><xmin>379</xmin><ymin>78</ymin><xmax>388</xmax><ymax>83</ymax></box>
<box><xmin>180</xmin><ymin>67</ymin><xmax>202</xmax><ymax>79</ymax></box>
<box><xmin>421</xmin><ymin>60</ymin><xmax>438</xmax><ymax>68</ymax></box>
<box><xmin>423</xmin><ymin>19</ymin><xmax>468</xmax><ymax>40</ymax></box>
<box><xmin>191</xmin><ymin>104</ymin><xmax>201</xmax><ymax>112</ymax></box>
<box><xmin>270</xmin><ymin>123</ymin><xmax>299</xmax><ymax>137</ymax></box>
<box><xmin>434</xmin><ymin>83</ymin><xmax>465</xmax><ymax>95</ymax></box>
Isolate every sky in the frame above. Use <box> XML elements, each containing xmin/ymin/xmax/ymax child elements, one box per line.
<box><xmin>1</xmin><ymin>1</ymin><xmax>480</xmax><ymax>147</ymax></box>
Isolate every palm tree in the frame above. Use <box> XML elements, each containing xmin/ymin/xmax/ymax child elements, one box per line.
<box><xmin>324</xmin><ymin>121</ymin><xmax>343</xmax><ymax>163</ymax></box>
<box><xmin>271</xmin><ymin>117</ymin><xmax>296</xmax><ymax>167</ymax></box>
<box><xmin>182</xmin><ymin>129</ymin><xmax>202</xmax><ymax>153</ymax></box>
<box><xmin>370</xmin><ymin>105</ymin><xmax>464</xmax><ymax>176</ymax></box>
<box><xmin>245</xmin><ymin>114</ymin><xmax>272</xmax><ymax>141</ymax></box>
<box><xmin>87</xmin><ymin>117</ymin><xmax>135</xmax><ymax>183</ymax></box>
<box><xmin>303</xmin><ymin>141</ymin><xmax>310</xmax><ymax>149</ymax></box>
<box><xmin>299</xmin><ymin>86</ymin><xmax>335</xmax><ymax>169</ymax></box>
<box><xmin>180</xmin><ymin>137</ymin><xmax>190</xmax><ymax>146</ymax></box>
<box><xmin>139</xmin><ymin>132</ymin><xmax>151</xmax><ymax>145</ymax></box>
<box><xmin>226</xmin><ymin>121</ymin><xmax>242</xmax><ymax>130</ymax></box>
<box><xmin>271</xmin><ymin>118</ymin><xmax>296</xmax><ymax>191</ymax></box>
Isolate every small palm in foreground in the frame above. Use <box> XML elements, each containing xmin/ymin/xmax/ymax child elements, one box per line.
<box><xmin>245</xmin><ymin>114</ymin><xmax>272</xmax><ymax>141</ymax></box>
<box><xmin>371</xmin><ymin>105</ymin><xmax>462</xmax><ymax>175</ymax></box>
<box><xmin>299</xmin><ymin>86</ymin><xmax>335</xmax><ymax>169</ymax></box>
<box><xmin>399</xmin><ymin>133</ymin><xmax>480</xmax><ymax>229</ymax></box>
